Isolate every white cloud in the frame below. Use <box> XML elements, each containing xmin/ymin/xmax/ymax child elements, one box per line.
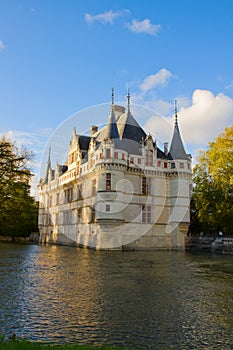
<box><xmin>127</xmin><ymin>18</ymin><xmax>161</xmax><ymax>36</ymax></box>
<box><xmin>85</xmin><ymin>9</ymin><xmax>128</xmax><ymax>25</ymax></box>
<box><xmin>225</xmin><ymin>81</ymin><xmax>233</xmax><ymax>91</ymax></box>
<box><xmin>143</xmin><ymin>89</ymin><xmax>233</xmax><ymax>155</ymax></box>
<box><xmin>2</xmin><ymin>130</ymin><xmax>44</xmax><ymax>149</ymax></box>
<box><xmin>179</xmin><ymin>89</ymin><xmax>233</xmax><ymax>145</ymax></box>
<box><xmin>143</xmin><ymin>112</ymin><xmax>173</xmax><ymax>146</ymax></box>
<box><xmin>0</xmin><ymin>40</ymin><xmax>6</xmax><ymax>50</ymax></box>
<box><xmin>140</xmin><ymin>68</ymin><xmax>172</xmax><ymax>93</ymax></box>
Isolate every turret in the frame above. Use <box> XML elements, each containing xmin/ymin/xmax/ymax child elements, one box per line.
<box><xmin>169</xmin><ymin>100</ymin><xmax>188</xmax><ymax>160</ymax></box>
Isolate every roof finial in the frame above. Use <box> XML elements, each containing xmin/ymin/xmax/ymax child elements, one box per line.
<box><xmin>111</xmin><ymin>88</ymin><xmax>114</xmax><ymax>108</ymax></box>
<box><xmin>127</xmin><ymin>88</ymin><xmax>130</xmax><ymax>114</ymax></box>
<box><xmin>174</xmin><ymin>99</ymin><xmax>178</xmax><ymax>126</ymax></box>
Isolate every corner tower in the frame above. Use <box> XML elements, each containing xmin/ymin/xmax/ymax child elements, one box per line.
<box><xmin>167</xmin><ymin>101</ymin><xmax>192</xmax><ymax>248</ymax></box>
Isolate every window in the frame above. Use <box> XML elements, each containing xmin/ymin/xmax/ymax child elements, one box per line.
<box><xmin>55</xmin><ymin>213</ymin><xmax>59</xmax><ymax>225</ymax></box>
<box><xmin>106</xmin><ymin>204</ymin><xmax>110</xmax><ymax>212</ymax></box>
<box><xmin>157</xmin><ymin>161</ymin><xmax>161</xmax><ymax>167</ymax></box>
<box><xmin>164</xmin><ymin>162</ymin><xmax>167</xmax><ymax>169</ymax></box>
<box><xmin>180</xmin><ymin>163</ymin><xmax>184</xmax><ymax>169</ymax></box>
<box><xmin>77</xmin><ymin>185</ymin><xmax>83</xmax><ymax>200</ymax></box>
<box><xmin>106</xmin><ymin>148</ymin><xmax>111</xmax><ymax>158</ymax></box>
<box><xmin>130</xmin><ymin>157</ymin><xmax>134</xmax><ymax>164</ymax></box>
<box><xmin>100</xmin><ymin>153</ymin><xmax>103</xmax><ymax>159</ymax></box>
<box><xmin>69</xmin><ymin>152</ymin><xmax>76</xmax><ymax>164</ymax></box>
<box><xmin>106</xmin><ymin>173</ymin><xmax>111</xmax><ymax>190</ymax></box>
<box><xmin>90</xmin><ymin>154</ymin><xmax>95</xmax><ymax>168</ymax></box>
<box><xmin>92</xmin><ymin>179</ymin><xmax>97</xmax><ymax>196</ymax></box>
<box><xmin>138</xmin><ymin>158</ymin><xmax>141</xmax><ymax>165</ymax></box>
<box><xmin>56</xmin><ymin>193</ymin><xmax>59</xmax><ymax>205</ymax></box>
<box><xmin>44</xmin><ymin>214</ymin><xmax>49</xmax><ymax>225</ymax></box>
<box><xmin>77</xmin><ymin>207</ymin><xmax>82</xmax><ymax>222</ymax></box>
<box><xmin>171</xmin><ymin>162</ymin><xmax>176</xmax><ymax>169</ymax></box>
<box><xmin>63</xmin><ymin>210</ymin><xmax>72</xmax><ymax>224</ymax></box>
<box><xmin>114</xmin><ymin>152</ymin><xmax>118</xmax><ymax>159</ymax></box>
<box><xmin>142</xmin><ymin>206</ymin><xmax>151</xmax><ymax>223</ymax></box>
<box><xmin>64</xmin><ymin>188</ymin><xmax>73</xmax><ymax>202</ymax></box>
<box><xmin>90</xmin><ymin>207</ymin><xmax>95</xmax><ymax>222</ymax></box>
<box><xmin>122</xmin><ymin>154</ymin><xmax>125</xmax><ymax>160</ymax></box>
<box><xmin>142</xmin><ymin>177</ymin><xmax>151</xmax><ymax>195</ymax></box>
<box><xmin>145</xmin><ymin>150</ymin><xmax>153</xmax><ymax>166</ymax></box>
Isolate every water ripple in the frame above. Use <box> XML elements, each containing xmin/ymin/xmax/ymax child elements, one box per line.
<box><xmin>0</xmin><ymin>244</ymin><xmax>233</xmax><ymax>349</ymax></box>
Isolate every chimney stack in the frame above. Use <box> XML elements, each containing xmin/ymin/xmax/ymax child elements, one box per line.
<box><xmin>164</xmin><ymin>142</ymin><xmax>168</xmax><ymax>155</ymax></box>
<box><xmin>90</xmin><ymin>125</ymin><xmax>98</xmax><ymax>136</ymax></box>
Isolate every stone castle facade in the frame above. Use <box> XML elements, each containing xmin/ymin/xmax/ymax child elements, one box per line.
<box><xmin>38</xmin><ymin>92</ymin><xmax>192</xmax><ymax>250</ymax></box>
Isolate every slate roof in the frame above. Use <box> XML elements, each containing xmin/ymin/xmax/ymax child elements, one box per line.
<box><xmin>77</xmin><ymin>106</ymin><xmax>168</xmax><ymax>157</ymax></box>
<box><xmin>169</xmin><ymin>123</ymin><xmax>188</xmax><ymax>160</ymax></box>
<box><xmin>78</xmin><ymin>135</ymin><xmax>91</xmax><ymax>151</ymax></box>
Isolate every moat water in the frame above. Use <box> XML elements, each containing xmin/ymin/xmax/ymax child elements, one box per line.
<box><xmin>0</xmin><ymin>243</ymin><xmax>233</xmax><ymax>349</ymax></box>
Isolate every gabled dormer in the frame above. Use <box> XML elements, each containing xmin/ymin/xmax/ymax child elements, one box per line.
<box><xmin>143</xmin><ymin>134</ymin><xmax>156</xmax><ymax>167</ymax></box>
<box><xmin>68</xmin><ymin>127</ymin><xmax>79</xmax><ymax>166</ymax></box>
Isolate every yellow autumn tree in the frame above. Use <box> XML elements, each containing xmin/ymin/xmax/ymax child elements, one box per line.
<box><xmin>192</xmin><ymin>125</ymin><xmax>233</xmax><ymax>234</ymax></box>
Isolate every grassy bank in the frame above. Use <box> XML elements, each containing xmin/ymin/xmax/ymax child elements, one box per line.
<box><xmin>0</xmin><ymin>339</ymin><xmax>127</xmax><ymax>350</ymax></box>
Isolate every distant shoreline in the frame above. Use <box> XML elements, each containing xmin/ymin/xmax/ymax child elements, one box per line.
<box><xmin>0</xmin><ymin>233</ymin><xmax>39</xmax><ymax>244</ymax></box>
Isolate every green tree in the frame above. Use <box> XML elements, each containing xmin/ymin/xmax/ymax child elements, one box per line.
<box><xmin>0</xmin><ymin>136</ymin><xmax>38</xmax><ymax>237</ymax></box>
<box><xmin>192</xmin><ymin>125</ymin><xmax>233</xmax><ymax>234</ymax></box>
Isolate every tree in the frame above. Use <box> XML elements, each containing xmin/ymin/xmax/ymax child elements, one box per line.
<box><xmin>0</xmin><ymin>136</ymin><xmax>38</xmax><ymax>237</ymax></box>
<box><xmin>192</xmin><ymin>125</ymin><xmax>233</xmax><ymax>234</ymax></box>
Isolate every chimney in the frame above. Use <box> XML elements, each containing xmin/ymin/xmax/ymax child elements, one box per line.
<box><xmin>90</xmin><ymin>125</ymin><xmax>98</xmax><ymax>136</ymax></box>
<box><xmin>164</xmin><ymin>142</ymin><xmax>168</xmax><ymax>155</ymax></box>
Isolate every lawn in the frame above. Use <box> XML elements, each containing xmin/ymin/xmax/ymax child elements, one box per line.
<box><xmin>0</xmin><ymin>338</ymin><xmax>128</xmax><ymax>350</ymax></box>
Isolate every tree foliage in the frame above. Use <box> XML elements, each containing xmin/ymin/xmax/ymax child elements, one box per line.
<box><xmin>0</xmin><ymin>136</ymin><xmax>38</xmax><ymax>237</ymax></box>
<box><xmin>192</xmin><ymin>125</ymin><xmax>233</xmax><ymax>234</ymax></box>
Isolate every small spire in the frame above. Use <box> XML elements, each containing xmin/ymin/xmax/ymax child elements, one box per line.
<box><xmin>72</xmin><ymin>127</ymin><xmax>76</xmax><ymax>138</ymax></box>
<box><xmin>111</xmin><ymin>88</ymin><xmax>114</xmax><ymax>108</ymax></box>
<box><xmin>48</xmin><ymin>145</ymin><xmax>51</xmax><ymax>165</ymax></box>
<box><xmin>174</xmin><ymin>99</ymin><xmax>178</xmax><ymax>126</ymax></box>
<box><xmin>127</xmin><ymin>88</ymin><xmax>130</xmax><ymax>114</ymax></box>
<box><xmin>44</xmin><ymin>145</ymin><xmax>51</xmax><ymax>183</ymax></box>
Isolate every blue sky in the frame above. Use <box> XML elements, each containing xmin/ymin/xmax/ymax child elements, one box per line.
<box><xmin>0</xmin><ymin>0</ymin><xmax>233</xmax><ymax>192</ymax></box>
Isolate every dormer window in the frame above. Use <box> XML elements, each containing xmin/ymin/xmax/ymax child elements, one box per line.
<box><xmin>64</xmin><ymin>187</ymin><xmax>73</xmax><ymax>203</ymax></box>
<box><xmin>145</xmin><ymin>150</ymin><xmax>153</xmax><ymax>166</ymax></box>
<box><xmin>106</xmin><ymin>149</ymin><xmax>111</xmax><ymax>159</ymax></box>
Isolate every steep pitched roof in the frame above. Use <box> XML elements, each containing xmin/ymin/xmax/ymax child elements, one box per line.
<box><xmin>169</xmin><ymin>110</ymin><xmax>188</xmax><ymax>160</ymax></box>
<box><xmin>105</xmin><ymin>109</ymin><xmax>120</xmax><ymax>141</ymax></box>
<box><xmin>117</xmin><ymin>112</ymin><xmax>146</xmax><ymax>143</ymax></box>
<box><xmin>78</xmin><ymin>135</ymin><xmax>91</xmax><ymax>151</ymax></box>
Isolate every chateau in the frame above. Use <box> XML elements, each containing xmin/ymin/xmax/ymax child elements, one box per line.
<box><xmin>38</xmin><ymin>91</ymin><xmax>192</xmax><ymax>250</ymax></box>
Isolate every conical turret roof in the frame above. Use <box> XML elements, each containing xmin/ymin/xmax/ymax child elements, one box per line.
<box><xmin>169</xmin><ymin>103</ymin><xmax>188</xmax><ymax>160</ymax></box>
<box><xmin>44</xmin><ymin>146</ymin><xmax>52</xmax><ymax>183</ymax></box>
<box><xmin>105</xmin><ymin>110</ymin><xmax>120</xmax><ymax>140</ymax></box>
